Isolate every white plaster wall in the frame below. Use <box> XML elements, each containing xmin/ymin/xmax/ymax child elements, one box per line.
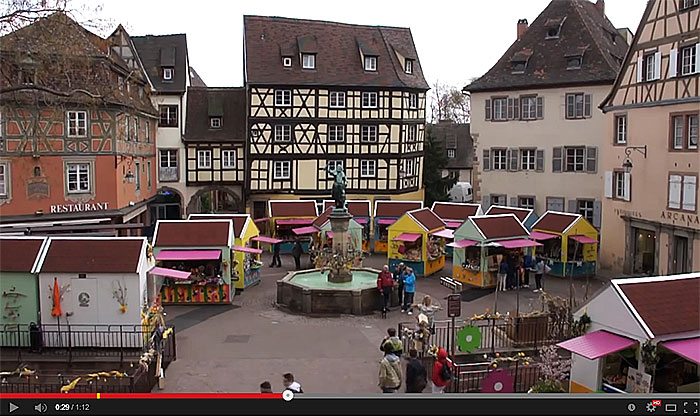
<box><xmin>575</xmin><ymin>286</ymin><xmax>649</xmax><ymax>342</ymax></box>
<box><xmin>570</xmin><ymin>354</ymin><xmax>603</xmax><ymax>392</ymax></box>
<box><xmin>151</xmin><ymin>93</ymin><xmax>187</xmax><ymax>204</ymax></box>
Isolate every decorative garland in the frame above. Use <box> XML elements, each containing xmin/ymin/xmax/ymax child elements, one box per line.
<box><xmin>489</xmin><ymin>352</ymin><xmax>532</xmax><ymax>368</ymax></box>
<box><xmin>0</xmin><ymin>367</ymin><xmax>36</xmax><ymax>378</ymax></box>
<box><xmin>60</xmin><ymin>370</ymin><xmax>128</xmax><ymax>393</ymax></box>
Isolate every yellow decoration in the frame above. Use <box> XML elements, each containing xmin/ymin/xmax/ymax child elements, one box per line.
<box><xmin>162</xmin><ymin>328</ymin><xmax>173</xmax><ymax>339</ymax></box>
<box><xmin>59</xmin><ymin>370</ymin><xmax>128</xmax><ymax>393</ymax></box>
<box><xmin>119</xmin><ymin>304</ymin><xmax>127</xmax><ymax>314</ymax></box>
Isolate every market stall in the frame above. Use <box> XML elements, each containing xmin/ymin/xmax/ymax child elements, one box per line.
<box><xmin>189</xmin><ymin>214</ymin><xmax>263</xmax><ymax>290</ymax></box>
<box><xmin>451</xmin><ymin>214</ymin><xmax>540</xmax><ymax>288</ymax></box>
<box><xmin>373</xmin><ymin>200</ymin><xmax>423</xmax><ymax>253</ymax></box>
<box><xmin>530</xmin><ymin>211</ymin><xmax>598</xmax><ymax>278</ymax></box>
<box><xmin>152</xmin><ymin>220</ymin><xmax>234</xmax><ymax>304</ymax></box>
<box><xmin>387</xmin><ymin>208</ymin><xmax>446</xmax><ymax>277</ymax></box>
<box><xmin>431</xmin><ymin>202</ymin><xmax>482</xmax><ymax>256</ymax></box>
<box><xmin>485</xmin><ymin>205</ymin><xmax>538</xmax><ymax>230</ymax></box>
<box><xmin>268</xmin><ymin>200</ymin><xmax>318</xmax><ymax>253</ymax></box>
<box><xmin>324</xmin><ymin>200</ymin><xmax>372</xmax><ymax>251</ymax></box>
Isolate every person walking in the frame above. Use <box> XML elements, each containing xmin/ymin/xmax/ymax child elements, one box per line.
<box><xmin>533</xmin><ymin>258</ymin><xmax>551</xmax><ymax>293</ymax></box>
<box><xmin>379</xmin><ymin>327</ymin><xmax>403</xmax><ymax>356</ymax></box>
<box><xmin>402</xmin><ymin>267</ymin><xmax>416</xmax><ymax>314</ymax></box>
<box><xmin>377</xmin><ymin>265</ymin><xmax>394</xmax><ymax>316</ymax></box>
<box><xmin>506</xmin><ymin>255</ymin><xmax>517</xmax><ymax>290</ymax></box>
<box><xmin>270</xmin><ymin>242</ymin><xmax>282</xmax><ymax>268</ymax></box>
<box><xmin>498</xmin><ymin>258</ymin><xmax>508</xmax><ymax>292</ymax></box>
<box><xmin>431</xmin><ymin>347</ymin><xmax>454</xmax><ymax>393</ymax></box>
<box><xmin>394</xmin><ymin>263</ymin><xmax>405</xmax><ymax>309</ymax></box>
<box><xmin>260</xmin><ymin>381</ymin><xmax>272</xmax><ymax>393</ymax></box>
<box><xmin>411</xmin><ymin>295</ymin><xmax>441</xmax><ymax>334</ymax></box>
<box><xmin>378</xmin><ymin>342</ymin><xmax>402</xmax><ymax>393</ymax></box>
<box><xmin>282</xmin><ymin>373</ymin><xmax>303</xmax><ymax>393</ymax></box>
<box><xmin>523</xmin><ymin>253</ymin><xmax>535</xmax><ymax>289</ymax></box>
<box><xmin>405</xmin><ymin>348</ymin><xmax>427</xmax><ymax>393</ymax></box>
<box><xmin>292</xmin><ymin>239</ymin><xmax>303</xmax><ymax>270</ymax></box>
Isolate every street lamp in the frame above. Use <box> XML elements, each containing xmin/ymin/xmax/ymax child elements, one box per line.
<box><xmin>124</xmin><ymin>170</ymin><xmax>135</xmax><ymax>183</ymax></box>
<box><xmin>622</xmin><ymin>145</ymin><xmax>647</xmax><ymax>173</ymax></box>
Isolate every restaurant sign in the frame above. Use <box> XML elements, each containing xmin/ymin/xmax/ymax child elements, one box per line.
<box><xmin>660</xmin><ymin>211</ymin><xmax>700</xmax><ymax>229</ymax></box>
<box><xmin>50</xmin><ymin>202</ymin><xmax>109</xmax><ymax>213</ymax></box>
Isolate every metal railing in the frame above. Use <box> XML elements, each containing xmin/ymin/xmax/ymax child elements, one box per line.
<box><xmin>451</xmin><ymin>361</ymin><xmax>543</xmax><ymax>393</ymax></box>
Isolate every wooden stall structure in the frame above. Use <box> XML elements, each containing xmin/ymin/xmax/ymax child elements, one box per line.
<box><xmin>324</xmin><ymin>200</ymin><xmax>372</xmax><ymax>251</ymax></box>
<box><xmin>431</xmin><ymin>202</ymin><xmax>482</xmax><ymax>256</ymax></box>
<box><xmin>485</xmin><ymin>205</ymin><xmax>538</xmax><ymax>230</ymax></box>
<box><xmin>387</xmin><ymin>208</ymin><xmax>446</xmax><ymax>277</ymax></box>
<box><xmin>373</xmin><ymin>200</ymin><xmax>423</xmax><ymax>253</ymax></box>
<box><xmin>304</xmin><ymin>208</ymin><xmax>363</xmax><ymax>256</ymax></box>
<box><xmin>268</xmin><ymin>200</ymin><xmax>318</xmax><ymax>253</ymax></box>
<box><xmin>530</xmin><ymin>211</ymin><xmax>598</xmax><ymax>278</ymax></box>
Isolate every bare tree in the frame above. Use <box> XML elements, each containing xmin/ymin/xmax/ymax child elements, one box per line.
<box><xmin>429</xmin><ymin>80</ymin><xmax>471</xmax><ymax>124</ymax></box>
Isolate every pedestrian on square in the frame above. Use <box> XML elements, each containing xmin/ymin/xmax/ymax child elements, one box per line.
<box><xmin>533</xmin><ymin>258</ymin><xmax>552</xmax><ymax>293</ymax></box>
<box><xmin>506</xmin><ymin>255</ymin><xmax>517</xmax><ymax>290</ymax></box>
<box><xmin>411</xmin><ymin>295</ymin><xmax>441</xmax><ymax>334</ymax></box>
<box><xmin>402</xmin><ymin>267</ymin><xmax>416</xmax><ymax>314</ymax></box>
<box><xmin>431</xmin><ymin>347</ymin><xmax>453</xmax><ymax>393</ymax></box>
<box><xmin>270</xmin><ymin>242</ymin><xmax>282</xmax><ymax>268</ymax></box>
<box><xmin>524</xmin><ymin>253</ymin><xmax>535</xmax><ymax>289</ymax></box>
<box><xmin>292</xmin><ymin>239</ymin><xmax>303</xmax><ymax>270</ymax></box>
<box><xmin>405</xmin><ymin>348</ymin><xmax>427</xmax><ymax>393</ymax></box>
<box><xmin>282</xmin><ymin>373</ymin><xmax>303</xmax><ymax>393</ymax></box>
<box><xmin>498</xmin><ymin>257</ymin><xmax>508</xmax><ymax>292</ymax></box>
<box><xmin>377</xmin><ymin>265</ymin><xmax>395</xmax><ymax>315</ymax></box>
<box><xmin>394</xmin><ymin>263</ymin><xmax>406</xmax><ymax>310</ymax></box>
<box><xmin>378</xmin><ymin>342</ymin><xmax>402</xmax><ymax>393</ymax></box>
<box><xmin>260</xmin><ymin>381</ymin><xmax>272</xmax><ymax>393</ymax></box>
<box><xmin>379</xmin><ymin>327</ymin><xmax>403</xmax><ymax>356</ymax></box>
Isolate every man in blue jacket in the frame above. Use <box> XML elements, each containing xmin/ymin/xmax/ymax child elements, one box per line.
<box><xmin>402</xmin><ymin>267</ymin><xmax>416</xmax><ymax>315</ymax></box>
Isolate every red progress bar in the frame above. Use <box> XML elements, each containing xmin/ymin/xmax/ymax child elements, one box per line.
<box><xmin>1</xmin><ymin>393</ymin><xmax>283</xmax><ymax>399</ymax></box>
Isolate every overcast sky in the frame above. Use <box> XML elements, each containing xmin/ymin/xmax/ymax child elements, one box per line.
<box><xmin>88</xmin><ymin>0</ymin><xmax>646</xmax><ymax>90</ymax></box>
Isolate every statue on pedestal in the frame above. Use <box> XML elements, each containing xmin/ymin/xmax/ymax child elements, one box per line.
<box><xmin>327</xmin><ymin>164</ymin><xmax>347</xmax><ymax>211</ymax></box>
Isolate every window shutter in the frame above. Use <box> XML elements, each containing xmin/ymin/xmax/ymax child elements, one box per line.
<box><xmin>668</xmin><ymin>175</ymin><xmax>682</xmax><ymax>209</ymax></box>
<box><xmin>567</xmin><ymin>200</ymin><xmax>577</xmax><ymax>214</ymax></box>
<box><xmin>584</xmin><ymin>94</ymin><xmax>592</xmax><ymax>118</ymax></box>
<box><xmin>604</xmin><ymin>171</ymin><xmax>613</xmax><ymax>198</ymax></box>
<box><xmin>623</xmin><ymin>172</ymin><xmax>631</xmax><ymax>202</ymax></box>
<box><xmin>509</xmin><ymin>197</ymin><xmax>517</xmax><ymax>208</ymax></box>
<box><xmin>509</xmin><ymin>148</ymin><xmax>519</xmax><ymax>171</ymax></box>
<box><xmin>552</xmin><ymin>147</ymin><xmax>562</xmax><ymax>173</ymax></box>
<box><xmin>482</xmin><ymin>149</ymin><xmax>491</xmax><ymax>171</ymax></box>
<box><xmin>536</xmin><ymin>96</ymin><xmax>544</xmax><ymax>119</ymax></box>
<box><xmin>514</xmin><ymin>98</ymin><xmax>520</xmax><ymax>120</ymax></box>
<box><xmin>669</xmin><ymin>49</ymin><xmax>678</xmax><ymax>77</ymax></box>
<box><xmin>482</xmin><ymin>195</ymin><xmax>491</xmax><ymax>211</ymax></box>
<box><xmin>592</xmin><ymin>201</ymin><xmax>602</xmax><ymax>228</ymax></box>
<box><xmin>695</xmin><ymin>44</ymin><xmax>700</xmax><ymax>74</ymax></box>
<box><xmin>485</xmin><ymin>99</ymin><xmax>492</xmax><ymax>121</ymax></box>
<box><xmin>507</xmin><ymin>98</ymin><xmax>514</xmax><ymax>120</ymax></box>
<box><xmin>586</xmin><ymin>146</ymin><xmax>597</xmax><ymax>173</ymax></box>
<box><xmin>536</xmin><ymin>149</ymin><xmax>544</xmax><ymax>172</ymax></box>
<box><xmin>682</xmin><ymin>175</ymin><xmax>697</xmax><ymax>211</ymax></box>
<box><xmin>653</xmin><ymin>51</ymin><xmax>661</xmax><ymax>80</ymax></box>
<box><xmin>637</xmin><ymin>56</ymin><xmax>643</xmax><ymax>82</ymax></box>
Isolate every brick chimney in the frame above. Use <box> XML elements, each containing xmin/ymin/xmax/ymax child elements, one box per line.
<box><xmin>517</xmin><ymin>19</ymin><xmax>529</xmax><ymax>40</ymax></box>
<box><xmin>595</xmin><ymin>0</ymin><xmax>605</xmax><ymax>16</ymax></box>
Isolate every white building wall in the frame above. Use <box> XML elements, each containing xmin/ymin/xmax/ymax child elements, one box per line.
<box><xmin>570</xmin><ymin>354</ymin><xmax>604</xmax><ymax>392</ymax></box>
<box><xmin>152</xmin><ymin>93</ymin><xmax>187</xmax><ymax>214</ymax></box>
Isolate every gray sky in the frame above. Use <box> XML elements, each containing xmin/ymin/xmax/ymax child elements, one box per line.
<box><xmin>90</xmin><ymin>0</ymin><xmax>646</xmax><ymax>90</ymax></box>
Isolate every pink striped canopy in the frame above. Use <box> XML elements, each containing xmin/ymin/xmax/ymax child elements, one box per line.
<box><xmin>447</xmin><ymin>239</ymin><xmax>478</xmax><ymax>249</ymax></box>
<box><xmin>661</xmin><ymin>338</ymin><xmax>699</xmax><ymax>364</ymax></box>
<box><xmin>557</xmin><ymin>330</ymin><xmax>637</xmax><ymax>360</ymax></box>
<box><xmin>377</xmin><ymin>219</ymin><xmax>396</xmax><ymax>225</ymax></box>
<box><xmin>156</xmin><ymin>250</ymin><xmax>222</xmax><ymax>261</ymax></box>
<box><xmin>393</xmin><ymin>233</ymin><xmax>422</xmax><ymax>242</ymax></box>
<box><xmin>233</xmin><ymin>246</ymin><xmax>263</xmax><ymax>254</ymax></box>
<box><xmin>251</xmin><ymin>236</ymin><xmax>283</xmax><ymax>244</ymax></box>
<box><xmin>530</xmin><ymin>231</ymin><xmax>559</xmax><ymax>240</ymax></box>
<box><xmin>149</xmin><ymin>267</ymin><xmax>191</xmax><ymax>280</ymax></box>
<box><xmin>495</xmin><ymin>239</ymin><xmax>543</xmax><ymax>249</ymax></box>
<box><xmin>570</xmin><ymin>235</ymin><xmax>599</xmax><ymax>244</ymax></box>
<box><xmin>277</xmin><ymin>219</ymin><xmax>314</xmax><ymax>225</ymax></box>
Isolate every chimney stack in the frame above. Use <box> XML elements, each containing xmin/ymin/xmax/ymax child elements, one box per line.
<box><xmin>595</xmin><ymin>0</ymin><xmax>605</xmax><ymax>16</ymax></box>
<box><xmin>517</xmin><ymin>19</ymin><xmax>529</xmax><ymax>40</ymax></box>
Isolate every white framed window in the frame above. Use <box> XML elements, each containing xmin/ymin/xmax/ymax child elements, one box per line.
<box><xmin>521</xmin><ymin>96</ymin><xmax>537</xmax><ymax>120</ymax></box>
<box><xmin>673</xmin><ymin>116</ymin><xmax>684</xmax><ymax>149</ymax></box>
<box><xmin>210</xmin><ymin>117</ymin><xmax>222</xmax><ymax>129</ymax></box>
<box><xmin>66</xmin><ymin>163</ymin><xmax>90</xmax><ymax>193</ymax></box>
<box><xmin>518</xmin><ymin>196</ymin><xmax>535</xmax><ymax>211</ymax></box>
<box><xmin>491</xmin><ymin>194</ymin><xmax>507</xmax><ymax>205</ymax></box>
<box><xmin>492</xmin><ymin>98</ymin><xmax>507</xmax><ymax>120</ymax></box>
<box><xmin>274</xmin><ymin>90</ymin><xmax>291</xmax><ymax>106</ymax></box>
<box><xmin>328</xmin><ymin>125</ymin><xmax>345</xmax><ymax>143</ymax></box>
<box><xmin>409</xmin><ymin>93</ymin><xmax>418</xmax><ymax>109</ymax></box>
<box><xmin>406</xmin><ymin>125</ymin><xmax>417</xmax><ymax>141</ymax></box>
<box><xmin>405</xmin><ymin>59</ymin><xmax>413</xmax><ymax>74</ymax></box>
<box><xmin>680</xmin><ymin>45</ymin><xmax>697</xmax><ymax>75</ymax></box>
<box><xmin>404</xmin><ymin>159</ymin><xmax>415</xmax><ymax>176</ymax></box>
<box><xmin>133</xmin><ymin>117</ymin><xmax>139</xmax><ymax>141</ymax></box>
<box><xmin>565</xmin><ymin>147</ymin><xmax>586</xmax><ymax>172</ymax></box>
<box><xmin>681</xmin><ymin>0</ymin><xmax>699</xmax><ymax>9</ymax></box>
<box><xmin>521</xmin><ymin>149</ymin><xmax>536</xmax><ymax>171</ymax></box>
<box><xmin>613</xmin><ymin>171</ymin><xmax>629</xmax><ymax>200</ymax></box>
<box><xmin>669</xmin><ymin>174</ymin><xmax>697</xmax><ymax>211</ymax></box>
<box><xmin>147</xmin><ymin>161</ymin><xmax>151</xmax><ymax>188</ymax></box>
<box><xmin>0</xmin><ymin>163</ymin><xmax>7</xmax><ymax>197</ymax></box>
<box><xmin>493</xmin><ymin>149</ymin><xmax>507</xmax><ymax>170</ymax></box>
<box><xmin>645</xmin><ymin>54</ymin><xmax>656</xmax><ymax>81</ymax></box>
<box><xmin>135</xmin><ymin>161</ymin><xmax>141</xmax><ymax>191</ymax></box>
<box><xmin>615</xmin><ymin>115</ymin><xmax>627</xmax><ymax>144</ymax></box>
<box><xmin>274</xmin><ymin>125</ymin><xmax>292</xmax><ymax>142</ymax></box>
<box><xmin>327</xmin><ymin>160</ymin><xmax>343</xmax><ymax>177</ymax></box>
<box><xmin>360</xmin><ymin>160</ymin><xmax>376</xmax><ymax>177</ymax></box>
<box><xmin>197</xmin><ymin>149</ymin><xmax>212</xmax><ymax>169</ymax></box>
<box><xmin>145</xmin><ymin>120</ymin><xmax>150</xmax><ymax>142</ymax></box>
<box><xmin>160</xmin><ymin>149</ymin><xmax>177</xmax><ymax>168</ymax></box>
<box><xmin>67</xmin><ymin>111</ymin><xmax>87</xmax><ymax>137</ymax></box>
<box><xmin>282</xmin><ymin>57</ymin><xmax>292</xmax><ymax>67</ymax></box>
<box><xmin>159</xmin><ymin>105</ymin><xmax>178</xmax><ymax>127</ymax></box>
<box><xmin>364</xmin><ymin>56</ymin><xmax>377</xmax><ymax>71</ymax></box>
<box><xmin>222</xmin><ymin>150</ymin><xmax>236</xmax><ymax>169</ymax></box>
<box><xmin>447</xmin><ymin>149</ymin><xmax>455</xmax><ymax>159</ymax></box>
<box><xmin>565</xmin><ymin>93</ymin><xmax>591</xmax><ymax>119</ymax></box>
<box><xmin>361</xmin><ymin>125</ymin><xmax>378</xmax><ymax>142</ymax></box>
<box><xmin>124</xmin><ymin>115</ymin><xmax>130</xmax><ymax>141</ymax></box>
<box><xmin>273</xmin><ymin>161</ymin><xmax>291</xmax><ymax>180</ymax></box>
<box><xmin>302</xmin><ymin>54</ymin><xmax>316</xmax><ymax>69</ymax></box>
<box><xmin>689</xmin><ymin>115</ymin><xmax>699</xmax><ymax>149</ymax></box>
<box><xmin>577</xmin><ymin>199</ymin><xmax>594</xmax><ymax>223</ymax></box>
<box><xmin>362</xmin><ymin>92</ymin><xmax>378</xmax><ymax>108</ymax></box>
<box><xmin>163</xmin><ymin>67</ymin><xmax>173</xmax><ymax>80</ymax></box>
<box><xmin>329</xmin><ymin>91</ymin><xmax>346</xmax><ymax>108</ymax></box>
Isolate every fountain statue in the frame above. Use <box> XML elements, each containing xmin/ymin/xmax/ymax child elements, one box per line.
<box><xmin>321</xmin><ymin>164</ymin><xmax>356</xmax><ymax>283</ymax></box>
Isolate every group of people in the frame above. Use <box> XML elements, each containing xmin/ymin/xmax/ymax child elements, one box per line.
<box><xmin>269</xmin><ymin>240</ymin><xmax>306</xmax><ymax>271</ymax></box>
<box><xmin>260</xmin><ymin>373</ymin><xmax>303</xmax><ymax>394</ymax></box>
<box><xmin>378</xmin><ymin>328</ymin><xmax>454</xmax><ymax>393</ymax></box>
<box><xmin>497</xmin><ymin>253</ymin><xmax>551</xmax><ymax>293</ymax></box>
<box><xmin>376</xmin><ymin>263</ymin><xmax>418</xmax><ymax>315</ymax></box>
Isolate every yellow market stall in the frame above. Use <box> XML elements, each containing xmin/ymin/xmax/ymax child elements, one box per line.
<box><xmin>431</xmin><ymin>202</ymin><xmax>482</xmax><ymax>256</ymax></box>
<box><xmin>374</xmin><ymin>200</ymin><xmax>423</xmax><ymax>253</ymax></box>
<box><xmin>387</xmin><ymin>208</ymin><xmax>446</xmax><ymax>277</ymax></box>
<box><xmin>268</xmin><ymin>200</ymin><xmax>318</xmax><ymax>253</ymax></box>
<box><xmin>530</xmin><ymin>211</ymin><xmax>598</xmax><ymax>278</ymax></box>
<box><xmin>324</xmin><ymin>200</ymin><xmax>372</xmax><ymax>251</ymax></box>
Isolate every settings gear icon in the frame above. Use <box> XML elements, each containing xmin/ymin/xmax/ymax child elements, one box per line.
<box><xmin>646</xmin><ymin>402</ymin><xmax>657</xmax><ymax>413</ymax></box>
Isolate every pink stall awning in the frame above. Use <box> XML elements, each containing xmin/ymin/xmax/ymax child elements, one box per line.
<box><xmin>495</xmin><ymin>239</ymin><xmax>543</xmax><ymax>249</ymax></box>
<box><xmin>377</xmin><ymin>218</ymin><xmax>396</xmax><ymax>225</ymax></box>
<box><xmin>233</xmin><ymin>246</ymin><xmax>263</xmax><ymax>254</ymax></box>
<box><xmin>149</xmin><ymin>267</ymin><xmax>191</xmax><ymax>280</ymax></box>
<box><xmin>445</xmin><ymin>221</ymin><xmax>462</xmax><ymax>229</ymax></box>
<box><xmin>354</xmin><ymin>218</ymin><xmax>369</xmax><ymax>224</ymax></box>
<box><xmin>430</xmin><ymin>229</ymin><xmax>454</xmax><ymax>239</ymax></box>
<box><xmin>530</xmin><ymin>231</ymin><xmax>559</xmax><ymax>241</ymax></box>
<box><xmin>292</xmin><ymin>226</ymin><xmax>318</xmax><ymax>235</ymax></box>
<box><xmin>661</xmin><ymin>338</ymin><xmax>700</xmax><ymax>364</ymax></box>
<box><xmin>277</xmin><ymin>218</ymin><xmax>314</xmax><ymax>225</ymax></box>
<box><xmin>156</xmin><ymin>250</ymin><xmax>222</xmax><ymax>261</ymax></box>
<box><xmin>393</xmin><ymin>233</ymin><xmax>422</xmax><ymax>242</ymax></box>
<box><xmin>253</xmin><ymin>217</ymin><xmax>269</xmax><ymax>223</ymax></box>
<box><xmin>557</xmin><ymin>330</ymin><xmax>637</xmax><ymax>360</ymax></box>
<box><xmin>447</xmin><ymin>239</ymin><xmax>478</xmax><ymax>249</ymax></box>
<box><xmin>570</xmin><ymin>235</ymin><xmax>599</xmax><ymax>244</ymax></box>
<box><xmin>251</xmin><ymin>236</ymin><xmax>283</xmax><ymax>244</ymax></box>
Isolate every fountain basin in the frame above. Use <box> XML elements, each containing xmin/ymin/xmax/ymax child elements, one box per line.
<box><xmin>276</xmin><ymin>268</ymin><xmax>399</xmax><ymax>315</ymax></box>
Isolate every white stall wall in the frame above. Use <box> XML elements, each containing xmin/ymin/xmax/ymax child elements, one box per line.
<box><xmin>575</xmin><ymin>286</ymin><xmax>648</xmax><ymax>342</ymax></box>
<box><xmin>570</xmin><ymin>354</ymin><xmax>603</xmax><ymax>392</ymax></box>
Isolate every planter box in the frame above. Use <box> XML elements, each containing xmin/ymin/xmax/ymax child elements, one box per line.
<box><xmin>506</xmin><ymin>315</ymin><xmax>549</xmax><ymax>346</ymax></box>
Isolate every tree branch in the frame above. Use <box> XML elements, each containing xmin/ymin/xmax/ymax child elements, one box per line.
<box><xmin>0</xmin><ymin>84</ymin><xmax>103</xmax><ymax>99</ymax></box>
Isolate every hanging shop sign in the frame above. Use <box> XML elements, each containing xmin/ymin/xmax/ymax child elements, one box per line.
<box><xmin>50</xmin><ymin>202</ymin><xmax>109</xmax><ymax>213</ymax></box>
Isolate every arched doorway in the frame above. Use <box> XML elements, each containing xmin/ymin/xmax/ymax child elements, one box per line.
<box><xmin>151</xmin><ymin>188</ymin><xmax>183</xmax><ymax>220</ymax></box>
<box><xmin>187</xmin><ymin>186</ymin><xmax>243</xmax><ymax>215</ymax></box>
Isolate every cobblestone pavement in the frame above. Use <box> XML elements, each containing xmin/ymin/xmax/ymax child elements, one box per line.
<box><xmin>160</xmin><ymin>254</ymin><xmax>606</xmax><ymax>393</ymax></box>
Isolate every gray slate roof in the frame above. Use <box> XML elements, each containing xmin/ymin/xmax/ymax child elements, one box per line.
<box><xmin>429</xmin><ymin>121</ymin><xmax>474</xmax><ymax>170</ymax></box>
<box><xmin>184</xmin><ymin>87</ymin><xmax>247</xmax><ymax>142</ymax></box>
<box><xmin>132</xmin><ymin>34</ymin><xmax>188</xmax><ymax>94</ymax></box>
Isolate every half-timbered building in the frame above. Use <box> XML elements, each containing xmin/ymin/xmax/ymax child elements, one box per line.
<box><xmin>0</xmin><ymin>13</ymin><xmax>159</xmax><ymax>235</ymax></box>
<box><xmin>599</xmin><ymin>0</ymin><xmax>699</xmax><ymax>275</ymax></box>
<box><xmin>243</xmin><ymin>16</ymin><xmax>429</xmax><ymax>215</ymax></box>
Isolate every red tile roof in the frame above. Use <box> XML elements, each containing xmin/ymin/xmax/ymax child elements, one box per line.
<box><xmin>375</xmin><ymin>201</ymin><xmax>423</xmax><ymax>218</ymax></box>
<box><xmin>188</xmin><ymin>214</ymin><xmax>249</xmax><ymax>238</ymax></box>
<box><xmin>154</xmin><ymin>221</ymin><xmax>231</xmax><ymax>247</ymax></box>
<box><xmin>472</xmin><ymin>215</ymin><xmax>529</xmax><ymax>240</ymax></box>
<box><xmin>0</xmin><ymin>238</ymin><xmax>45</xmax><ymax>272</ymax></box>
<box><xmin>313</xmin><ymin>207</ymin><xmax>333</xmax><ymax>228</ymax></box>
<box><xmin>486</xmin><ymin>206</ymin><xmax>532</xmax><ymax>223</ymax></box>
<box><xmin>432</xmin><ymin>202</ymin><xmax>480</xmax><ymax>221</ymax></box>
<box><xmin>323</xmin><ymin>200</ymin><xmax>371</xmax><ymax>217</ymax></box>
<box><xmin>269</xmin><ymin>201</ymin><xmax>318</xmax><ymax>218</ymax></box>
<box><xmin>533</xmin><ymin>211</ymin><xmax>580</xmax><ymax>233</ymax></box>
<box><xmin>617</xmin><ymin>275</ymin><xmax>700</xmax><ymax>337</ymax></box>
<box><xmin>40</xmin><ymin>238</ymin><xmax>144</xmax><ymax>273</ymax></box>
<box><xmin>409</xmin><ymin>208</ymin><xmax>445</xmax><ymax>231</ymax></box>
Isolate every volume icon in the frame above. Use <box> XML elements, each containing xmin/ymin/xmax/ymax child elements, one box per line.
<box><xmin>34</xmin><ymin>403</ymin><xmax>47</xmax><ymax>413</ymax></box>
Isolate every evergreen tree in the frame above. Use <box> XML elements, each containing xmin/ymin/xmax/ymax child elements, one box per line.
<box><xmin>423</xmin><ymin>128</ymin><xmax>457</xmax><ymax>207</ymax></box>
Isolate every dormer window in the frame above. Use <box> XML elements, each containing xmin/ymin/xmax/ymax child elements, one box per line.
<box><xmin>210</xmin><ymin>117</ymin><xmax>222</xmax><ymax>129</ymax></box>
<box><xmin>282</xmin><ymin>57</ymin><xmax>292</xmax><ymax>67</ymax></box>
<box><xmin>510</xmin><ymin>50</ymin><xmax>532</xmax><ymax>74</ymax></box>
<box><xmin>405</xmin><ymin>59</ymin><xmax>413</xmax><ymax>74</ymax></box>
<box><xmin>364</xmin><ymin>56</ymin><xmax>377</xmax><ymax>71</ymax></box>
<box><xmin>20</xmin><ymin>68</ymin><xmax>35</xmax><ymax>85</ymax></box>
<box><xmin>302</xmin><ymin>54</ymin><xmax>315</xmax><ymax>69</ymax></box>
<box><xmin>567</xmin><ymin>56</ymin><xmax>582</xmax><ymax>70</ymax></box>
<box><xmin>512</xmin><ymin>61</ymin><xmax>526</xmax><ymax>74</ymax></box>
<box><xmin>545</xmin><ymin>17</ymin><xmax>565</xmax><ymax>39</ymax></box>
<box><xmin>163</xmin><ymin>67</ymin><xmax>174</xmax><ymax>81</ymax></box>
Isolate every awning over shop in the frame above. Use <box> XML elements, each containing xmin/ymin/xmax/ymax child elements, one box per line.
<box><xmin>660</xmin><ymin>338</ymin><xmax>700</xmax><ymax>364</ymax></box>
<box><xmin>233</xmin><ymin>246</ymin><xmax>263</xmax><ymax>254</ymax></box>
<box><xmin>277</xmin><ymin>219</ymin><xmax>315</xmax><ymax>225</ymax></box>
<box><xmin>354</xmin><ymin>218</ymin><xmax>369</xmax><ymax>224</ymax></box>
<box><xmin>530</xmin><ymin>231</ymin><xmax>559</xmax><ymax>241</ymax></box>
<box><xmin>292</xmin><ymin>226</ymin><xmax>318</xmax><ymax>235</ymax></box>
<box><xmin>253</xmin><ymin>217</ymin><xmax>269</xmax><ymax>223</ymax></box>
<box><xmin>156</xmin><ymin>250</ymin><xmax>222</xmax><ymax>261</ymax></box>
<box><xmin>495</xmin><ymin>239</ymin><xmax>543</xmax><ymax>249</ymax></box>
<box><xmin>148</xmin><ymin>267</ymin><xmax>191</xmax><ymax>280</ymax></box>
<box><xmin>251</xmin><ymin>236</ymin><xmax>283</xmax><ymax>244</ymax></box>
<box><xmin>447</xmin><ymin>239</ymin><xmax>478</xmax><ymax>248</ymax></box>
<box><xmin>557</xmin><ymin>330</ymin><xmax>637</xmax><ymax>360</ymax></box>
<box><xmin>445</xmin><ymin>221</ymin><xmax>462</xmax><ymax>229</ymax></box>
<box><xmin>377</xmin><ymin>218</ymin><xmax>396</xmax><ymax>225</ymax></box>
<box><xmin>430</xmin><ymin>229</ymin><xmax>454</xmax><ymax>239</ymax></box>
<box><xmin>393</xmin><ymin>233</ymin><xmax>422</xmax><ymax>242</ymax></box>
<box><xmin>570</xmin><ymin>235</ymin><xmax>599</xmax><ymax>244</ymax></box>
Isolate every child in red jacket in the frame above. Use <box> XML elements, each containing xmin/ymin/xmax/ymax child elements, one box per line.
<box><xmin>431</xmin><ymin>348</ymin><xmax>454</xmax><ymax>393</ymax></box>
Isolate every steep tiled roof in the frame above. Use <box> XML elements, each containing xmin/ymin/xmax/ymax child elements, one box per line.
<box><xmin>269</xmin><ymin>200</ymin><xmax>318</xmax><ymax>218</ymax></box>
<box><xmin>472</xmin><ymin>215</ymin><xmax>529</xmax><ymax>240</ymax></box>
<box><xmin>244</xmin><ymin>16</ymin><xmax>428</xmax><ymax>89</ymax></box>
<box><xmin>154</xmin><ymin>221</ymin><xmax>232</xmax><ymax>247</ymax></box>
<box><xmin>39</xmin><ymin>238</ymin><xmax>145</xmax><ymax>273</ymax></box>
<box><xmin>132</xmin><ymin>34</ymin><xmax>188</xmax><ymax>93</ymax></box>
<box><xmin>187</xmin><ymin>214</ymin><xmax>250</xmax><ymax>238</ymax></box>
<box><xmin>432</xmin><ymin>202</ymin><xmax>480</xmax><ymax>221</ymax></box>
<box><xmin>465</xmin><ymin>0</ymin><xmax>628</xmax><ymax>92</ymax></box>
<box><xmin>323</xmin><ymin>200</ymin><xmax>372</xmax><ymax>217</ymax></box>
<box><xmin>313</xmin><ymin>207</ymin><xmax>333</xmax><ymax>228</ymax></box>
<box><xmin>409</xmin><ymin>208</ymin><xmax>445</xmax><ymax>231</ymax></box>
<box><xmin>533</xmin><ymin>211</ymin><xmax>580</xmax><ymax>233</ymax></box>
<box><xmin>486</xmin><ymin>206</ymin><xmax>533</xmax><ymax>223</ymax></box>
<box><xmin>184</xmin><ymin>87</ymin><xmax>246</xmax><ymax>142</ymax></box>
<box><xmin>0</xmin><ymin>237</ymin><xmax>46</xmax><ymax>273</ymax></box>
<box><xmin>375</xmin><ymin>201</ymin><xmax>423</xmax><ymax>218</ymax></box>
<box><xmin>428</xmin><ymin>122</ymin><xmax>474</xmax><ymax>170</ymax></box>
<box><xmin>189</xmin><ymin>67</ymin><xmax>207</xmax><ymax>87</ymax></box>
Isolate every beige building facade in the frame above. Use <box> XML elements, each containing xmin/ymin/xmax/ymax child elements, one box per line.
<box><xmin>600</xmin><ymin>0</ymin><xmax>699</xmax><ymax>275</ymax></box>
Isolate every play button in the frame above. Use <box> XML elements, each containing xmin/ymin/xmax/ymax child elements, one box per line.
<box><xmin>9</xmin><ymin>403</ymin><xmax>19</xmax><ymax>414</ymax></box>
